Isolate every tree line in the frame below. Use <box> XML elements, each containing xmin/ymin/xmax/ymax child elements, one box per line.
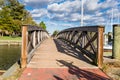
<box><xmin>0</xmin><ymin>0</ymin><xmax>46</xmax><ymax>36</ymax></box>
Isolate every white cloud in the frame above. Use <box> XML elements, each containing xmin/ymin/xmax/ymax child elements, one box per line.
<box><xmin>106</xmin><ymin>8</ymin><xmax>120</xmax><ymax>19</ymax></box>
<box><xmin>48</xmin><ymin>0</ymin><xmax>80</xmax><ymax>13</ymax></box>
<box><xmin>24</xmin><ymin>0</ymin><xmax>63</xmax><ymax>3</ymax></box>
<box><xmin>47</xmin><ymin>0</ymin><xmax>81</xmax><ymax>22</ymax></box>
<box><xmin>24</xmin><ymin>0</ymin><xmax>49</xmax><ymax>3</ymax></box>
<box><xmin>83</xmin><ymin>15</ymin><xmax>92</xmax><ymax>20</ymax></box>
<box><xmin>95</xmin><ymin>11</ymin><xmax>103</xmax><ymax>16</ymax></box>
<box><xmin>30</xmin><ymin>9</ymin><xmax>48</xmax><ymax>18</ymax></box>
<box><xmin>70</xmin><ymin>13</ymin><xmax>80</xmax><ymax>21</ymax></box>
<box><xmin>22</xmin><ymin>0</ymin><xmax>120</xmax><ymax>33</ymax></box>
<box><xmin>23</xmin><ymin>0</ymin><xmax>64</xmax><ymax>8</ymax></box>
<box><xmin>85</xmin><ymin>0</ymin><xmax>99</xmax><ymax>11</ymax></box>
<box><xmin>100</xmin><ymin>0</ymin><xmax>119</xmax><ymax>9</ymax></box>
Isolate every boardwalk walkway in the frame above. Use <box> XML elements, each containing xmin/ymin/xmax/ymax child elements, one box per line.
<box><xmin>19</xmin><ymin>38</ymin><xmax>110</xmax><ymax>80</ymax></box>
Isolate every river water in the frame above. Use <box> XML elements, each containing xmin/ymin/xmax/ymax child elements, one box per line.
<box><xmin>0</xmin><ymin>46</ymin><xmax>21</xmax><ymax>70</ymax></box>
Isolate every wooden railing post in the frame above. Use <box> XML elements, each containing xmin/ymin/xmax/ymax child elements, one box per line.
<box><xmin>97</xmin><ymin>27</ymin><xmax>104</xmax><ymax>68</ymax></box>
<box><xmin>32</xmin><ymin>31</ymin><xmax>36</xmax><ymax>48</ymax></box>
<box><xmin>40</xmin><ymin>31</ymin><xmax>42</xmax><ymax>41</ymax></box>
<box><xmin>21</xmin><ymin>25</ymin><xmax>28</xmax><ymax>68</ymax></box>
<box><xmin>43</xmin><ymin>31</ymin><xmax>44</xmax><ymax>40</ymax></box>
<box><xmin>37</xmin><ymin>31</ymin><xmax>40</xmax><ymax>43</ymax></box>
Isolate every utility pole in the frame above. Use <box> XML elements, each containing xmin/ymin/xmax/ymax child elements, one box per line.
<box><xmin>118</xmin><ymin>14</ymin><xmax>120</xmax><ymax>24</ymax></box>
<box><xmin>81</xmin><ymin>0</ymin><xmax>83</xmax><ymax>27</ymax></box>
<box><xmin>111</xmin><ymin>8</ymin><xmax>114</xmax><ymax>32</ymax></box>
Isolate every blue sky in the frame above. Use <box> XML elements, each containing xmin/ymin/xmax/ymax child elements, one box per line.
<box><xmin>19</xmin><ymin>0</ymin><xmax>120</xmax><ymax>34</ymax></box>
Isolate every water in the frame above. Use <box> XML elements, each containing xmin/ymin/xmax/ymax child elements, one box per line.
<box><xmin>0</xmin><ymin>46</ymin><xmax>21</xmax><ymax>70</ymax></box>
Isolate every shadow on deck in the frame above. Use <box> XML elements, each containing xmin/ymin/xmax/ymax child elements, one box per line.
<box><xmin>54</xmin><ymin>39</ymin><xmax>94</xmax><ymax>65</ymax></box>
<box><xmin>19</xmin><ymin>59</ymin><xmax>111</xmax><ymax>80</ymax></box>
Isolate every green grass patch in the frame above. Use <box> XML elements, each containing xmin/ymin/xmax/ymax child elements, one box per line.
<box><xmin>103</xmin><ymin>52</ymin><xmax>112</xmax><ymax>57</ymax></box>
<box><xmin>0</xmin><ymin>36</ymin><xmax>21</xmax><ymax>41</ymax></box>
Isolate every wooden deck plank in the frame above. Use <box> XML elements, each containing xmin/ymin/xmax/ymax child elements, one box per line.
<box><xmin>19</xmin><ymin>38</ymin><xmax>111</xmax><ymax>80</ymax></box>
<box><xmin>27</xmin><ymin>38</ymin><xmax>97</xmax><ymax>68</ymax></box>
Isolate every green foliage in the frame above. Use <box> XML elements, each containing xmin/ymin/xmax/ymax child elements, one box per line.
<box><xmin>39</xmin><ymin>21</ymin><xmax>46</xmax><ymax>30</ymax></box>
<box><xmin>7</xmin><ymin>0</ymin><xmax>28</xmax><ymax>21</ymax></box>
<box><xmin>22</xmin><ymin>12</ymin><xmax>37</xmax><ymax>26</ymax></box>
<box><xmin>0</xmin><ymin>0</ymin><xmax>4</xmax><ymax>7</ymax></box>
<box><xmin>0</xmin><ymin>7</ymin><xmax>13</xmax><ymax>33</ymax></box>
<box><xmin>52</xmin><ymin>30</ymin><xmax>59</xmax><ymax>37</ymax></box>
<box><xmin>0</xmin><ymin>0</ymin><xmax>37</xmax><ymax>36</ymax></box>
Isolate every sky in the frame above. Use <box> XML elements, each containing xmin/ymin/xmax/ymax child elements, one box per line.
<box><xmin>19</xmin><ymin>0</ymin><xmax>120</xmax><ymax>34</ymax></box>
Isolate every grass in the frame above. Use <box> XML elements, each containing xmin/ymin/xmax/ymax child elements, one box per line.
<box><xmin>102</xmin><ymin>52</ymin><xmax>120</xmax><ymax>79</ymax></box>
<box><xmin>103</xmin><ymin>52</ymin><xmax>112</xmax><ymax>57</ymax></box>
<box><xmin>102</xmin><ymin>61</ymin><xmax>120</xmax><ymax>80</ymax></box>
<box><xmin>0</xmin><ymin>36</ymin><xmax>21</xmax><ymax>41</ymax></box>
<box><xmin>0</xmin><ymin>68</ymin><xmax>24</xmax><ymax>80</ymax></box>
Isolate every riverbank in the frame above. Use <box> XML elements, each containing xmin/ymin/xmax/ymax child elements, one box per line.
<box><xmin>0</xmin><ymin>36</ymin><xmax>22</xmax><ymax>45</ymax></box>
<box><xmin>0</xmin><ymin>40</ymin><xmax>21</xmax><ymax>46</ymax></box>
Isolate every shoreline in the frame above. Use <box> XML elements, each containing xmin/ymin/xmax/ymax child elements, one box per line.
<box><xmin>0</xmin><ymin>40</ymin><xmax>21</xmax><ymax>46</ymax></box>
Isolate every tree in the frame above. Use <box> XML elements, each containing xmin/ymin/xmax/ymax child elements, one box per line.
<box><xmin>22</xmin><ymin>12</ymin><xmax>37</xmax><ymax>26</ymax></box>
<box><xmin>6</xmin><ymin>0</ymin><xmax>26</xmax><ymax>20</ymax></box>
<box><xmin>39</xmin><ymin>21</ymin><xmax>46</xmax><ymax>30</ymax></box>
<box><xmin>6</xmin><ymin>0</ymin><xmax>27</xmax><ymax>35</ymax></box>
<box><xmin>52</xmin><ymin>30</ymin><xmax>59</xmax><ymax>37</ymax></box>
<box><xmin>0</xmin><ymin>7</ymin><xmax>13</xmax><ymax>35</ymax></box>
<box><xmin>0</xmin><ymin>0</ymin><xmax>4</xmax><ymax>7</ymax></box>
<box><xmin>0</xmin><ymin>0</ymin><xmax>37</xmax><ymax>36</ymax></box>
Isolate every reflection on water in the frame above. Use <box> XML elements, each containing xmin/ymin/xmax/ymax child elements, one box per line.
<box><xmin>0</xmin><ymin>46</ymin><xmax>21</xmax><ymax>70</ymax></box>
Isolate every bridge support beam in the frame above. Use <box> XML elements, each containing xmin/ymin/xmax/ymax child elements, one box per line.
<box><xmin>21</xmin><ymin>25</ymin><xmax>28</xmax><ymax>68</ymax></box>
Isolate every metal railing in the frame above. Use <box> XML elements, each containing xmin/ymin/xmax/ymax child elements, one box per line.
<box><xmin>21</xmin><ymin>25</ymin><xmax>49</xmax><ymax>68</ymax></box>
<box><xmin>57</xmin><ymin>26</ymin><xmax>104</xmax><ymax>68</ymax></box>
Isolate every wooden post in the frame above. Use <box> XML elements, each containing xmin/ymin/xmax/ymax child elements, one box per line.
<box><xmin>40</xmin><ymin>31</ymin><xmax>42</xmax><ymax>41</ymax></box>
<box><xmin>113</xmin><ymin>24</ymin><xmax>120</xmax><ymax>59</ymax></box>
<box><xmin>32</xmin><ymin>31</ymin><xmax>36</xmax><ymax>48</ymax></box>
<box><xmin>82</xmin><ymin>32</ymin><xmax>85</xmax><ymax>48</ymax></box>
<box><xmin>67</xmin><ymin>32</ymin><xmax>70</xmax><ymax>40</ymax></box>
<box><xmin>42</xmin><ymin>31</ymin><xmax>45</xmax><ymax>40</ymax></box>
<box><xmin>64</xmin><ymin>32</ymin><xmax>67</xmax><ymax>40</ymax></box>
<box><xmin>97</xmin><ymin>26</ymin><xmax>104</xmax><ymax>68</ymax></box>
<box><xmin>37</xmin><ymin>31</ymin><xmax>40</xmax><ymax>43</ymax></box>
<box><xmin>21</xmin><ymin>25</ymin><xmax>28</xmax><ymax>68</ymax></box>
<box><xmin>63</xmin><ymin>33</ymin><xmax>66</xmax><ymax>39</ymax></box>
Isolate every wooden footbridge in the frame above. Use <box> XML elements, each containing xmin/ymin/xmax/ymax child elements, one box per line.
<box><xmin>19</xmin><ymin>25</ymin><xmax>111</xmax><ymax>80</ymax></box>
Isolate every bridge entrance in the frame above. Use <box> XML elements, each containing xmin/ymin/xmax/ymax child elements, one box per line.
<box><xmin>19</xmin><ymin>25</ymin><xmax>110</xmax><ymax>80</ymax></box>
<box><xmin>19</xmin><ymin>38</ymin><xmax>110</xmax><ymax>80</ymax></box>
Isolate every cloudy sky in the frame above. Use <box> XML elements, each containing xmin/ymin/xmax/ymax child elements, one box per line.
<box><xmin>19</xmin><ymin>0</ymin><xmax>120</xmax><ymax>34</ymax></box>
